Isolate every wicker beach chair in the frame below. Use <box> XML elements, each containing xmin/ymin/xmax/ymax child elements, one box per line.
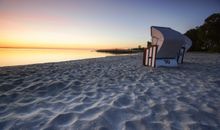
<box><xmin>143</xmin><ymin>26</ymin><xmax>192</xmax><ymax>67</ymax></box>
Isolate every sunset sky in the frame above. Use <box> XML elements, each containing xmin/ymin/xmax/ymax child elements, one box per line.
<box><xmin>0</xmin><ymin>0</ymin><xmax>220</xmax><ymax>49</ymax></box>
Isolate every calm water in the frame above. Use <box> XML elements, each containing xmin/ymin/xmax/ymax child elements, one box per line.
<box><xmin>0</xmin><ymin>48</ymin><xmax>114</xmax><ymax>67</ymax></box>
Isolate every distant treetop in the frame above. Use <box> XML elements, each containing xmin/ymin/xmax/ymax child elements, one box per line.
<box><xmin>185</xmin><ymin>13</ymin><xmax>220</xmax><ymax>52</ymax></box>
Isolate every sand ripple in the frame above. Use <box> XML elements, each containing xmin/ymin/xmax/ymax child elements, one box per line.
<box><xmin>0</xmin><ymin>53</ymin><xmax>220</xmax><ymax>130</ymax></box>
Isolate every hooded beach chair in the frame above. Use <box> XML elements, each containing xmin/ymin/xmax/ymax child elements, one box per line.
<box><xmin>143</xmin><ymin>26</ymin><xmax>192</xmax><ymax>67</ymax></box>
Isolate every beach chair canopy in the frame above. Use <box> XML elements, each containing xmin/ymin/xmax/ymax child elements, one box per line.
<box><xmin>151</xmin><ymin>26</ymin><xmax>191</xmax><ymax>59</ymax></box>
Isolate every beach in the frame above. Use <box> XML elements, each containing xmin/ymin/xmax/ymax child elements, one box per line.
<box><xmin>0</xmin><ymin>52</ymin><xmax>220</xmax><ymax>130</ymax></box>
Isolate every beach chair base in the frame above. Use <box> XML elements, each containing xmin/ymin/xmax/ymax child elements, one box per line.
<box><xmin>143</xmin><ymin>46</ymin><xmax>178</xmax><ymax>68</ymax></box>
<box><xmin>155</xmin><ymin>58</ymin><xmax>178</xmax><ymax>67</ymax></box>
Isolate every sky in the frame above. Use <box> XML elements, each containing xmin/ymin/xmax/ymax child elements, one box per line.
<box><xmin>0</xmin><ymin>0</ymin><xmax>220</xmax><ymax>49</ymax></box>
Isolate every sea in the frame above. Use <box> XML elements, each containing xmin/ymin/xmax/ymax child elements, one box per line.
<box><xmin>0</xmin><ymin>48</ymin><xmax>114</xmax><ymax>67</ymax></box>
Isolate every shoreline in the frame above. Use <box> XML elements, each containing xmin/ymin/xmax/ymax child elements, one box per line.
<box><xmin>1</xmin><ymin>52</ymin><xmax>219</xmax><ymax>68</ymax></box>
<box><xmin>0</xmin><ymin>52</ymin><xmax>220</xmax><ymax>129</ymax></box>
<box><xmin>0</xmin><ymin>53</ymin><xmax>136</xmax><ymax>68</ymax></box>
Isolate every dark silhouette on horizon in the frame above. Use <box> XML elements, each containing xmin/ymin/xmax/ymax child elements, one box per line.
<box><xmin>185</xmin><ymin>13</ymin><xmax>220</xmax><ymax>52</ymax></box>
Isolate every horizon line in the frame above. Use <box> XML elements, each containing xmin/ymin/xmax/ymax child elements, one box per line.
<box><xmin>0</xmin><ymin>46</ymin><xmax>135</xmax><ymax>50</ymax></box>
<box><xmin>0</xmin><ymin>46</ymin><xmax>96</xmax><ymax>50</ymax></box>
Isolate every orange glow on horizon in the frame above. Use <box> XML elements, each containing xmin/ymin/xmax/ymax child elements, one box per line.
<box><xmin>0</xmin><ymin>4</ymin><xmax>142</xmax><ymax>50</ymax></box>
<box><xmin>0</xmin><ymin>27</ymin><xmax>137</xmax><ymax>49</ymax></box>
<box><xmin>0</xmin><ymin>16</ymin><xmax>137</xmax><ymax>49</ymax></box>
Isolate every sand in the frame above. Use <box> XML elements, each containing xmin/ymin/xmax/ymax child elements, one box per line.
<box><xmin>0</xmin><ymin>53</ymin><xmax>219</xmax><ymax>130</ymax></box>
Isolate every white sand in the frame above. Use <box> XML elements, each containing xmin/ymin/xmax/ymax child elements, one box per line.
<box><xmin>0</xmin><ymin>53</ymin><xmax>220</xmax><ymax>130</ymax></box>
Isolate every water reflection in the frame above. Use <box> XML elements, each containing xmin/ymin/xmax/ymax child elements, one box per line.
<box><xmin>0</xmin><ymin>48</ymin><xmax>113</xmax><ymax>67</ymax></box>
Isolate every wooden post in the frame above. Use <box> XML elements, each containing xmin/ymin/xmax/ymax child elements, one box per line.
<box><xmin>177</xmin><ymin>47</ymin><xmax>185</xmax><ymax>64</ymax></box>
<box><xmin>143</xmin><ymin>45</ymin><xmax>158</xmax><ymax>67</ymax></box>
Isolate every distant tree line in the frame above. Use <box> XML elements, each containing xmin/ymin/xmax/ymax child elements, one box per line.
<box><xmin>185</xmin><ymin>13</ymin><xmax>220</xmax><ymax>52</ymax></box>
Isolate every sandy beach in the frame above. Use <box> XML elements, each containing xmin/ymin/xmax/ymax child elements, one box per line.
<box><xmin>0</xmin><ymin>53</ymin><xmax>220</xmax><ymax>130</ymax></box>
